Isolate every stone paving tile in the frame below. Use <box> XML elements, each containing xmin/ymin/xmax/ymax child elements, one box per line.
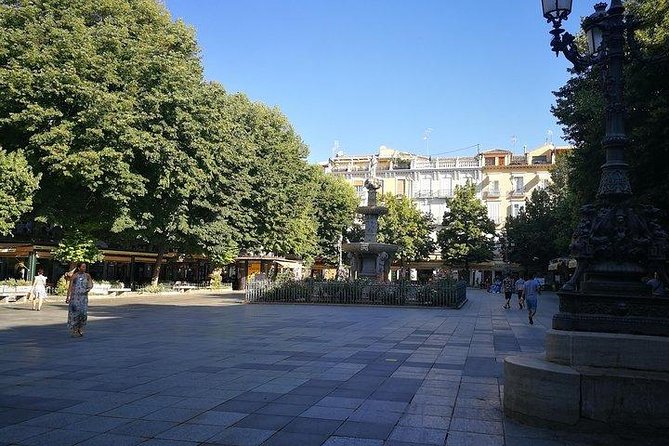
<box><xmin>155</xmin><ymin>423</ymin><xmax>225</xmax><ymax>442</ymax></box>
<box><xmin>0</xmin><ymin>289</ymin><xmax>640</xmax><ymax>446</ymax></box>
<box><xmin>334</xmin><ymin>421</ymin><xmax>395</xmax><ymax>440</ymax></box>
<box><xmin>281</xmin><ymin>416</ymin><xmax>343</xmax><ymax>435</ymax></box>
<box><xmin>187</xmin><ymin>410</ymin><xmax>246</xmax><ymax>427</ymax></box>
<box><xmin>321</xmin><ymin>436</ymin><xmax>383</xmax><ymax>446</ymax></box>
<box><xmin>299</xmin><ymin>405</ymin><xmax>355</xmax><ymax>420</ymax></box>
<box><xmin>0</xmin><ymin>424</ymin><xmax>50</xmax><ymax>443</ymax></box>
<box><xmin>397</xmin><ymin>414</ymin><xmax>451</xmax><ymax>430</ymax></box>
<box><xmin>75</xmin><ymin>432</ymin><xmax>145</xmax><ymax>446</ymax></box>
<box><xmin>206</xmin><ymin>426</ymin><xmax>275</xmax><ymax>446</ymax></box>
<box><xmin>141</xmin><ymin>407</ymin><xmax>204</xmax><ymax>422</ymax></box>
<box><xmin>233</xmin><ymin>414</ymin><xmax>293</xmax><ymax>430</ymax></box>
<box><xmin>260</xmin><ymin>431</ymin><xmax>329</xmax><ymax>446</ymax></box>
<box><xmin>18</xmin><ymin>427</ymin><xmax>98</xmax><ymax>446</ymax></box>
<box><xmin>107</xmin><ymin>419</ymin><xmax>176</xmax><ymax>437</ymax></box>
<box><xmin>445</xmin><ymin>431</ymin><xmax>505</xmax><ymax>446</ymax></box>
<box><xmin>0</xmin><ymin>408</ymin><xmax>49</xmax><ymax>426</ymax></box>
<box><xmin>18</xmin><ymin>411</ymin><xmax>90</xmax><ymax>429</ymax></box>
<box><xmin>388</xmin><ymin>425</ymin><xmax>448</xmax><ymax>445</ymax></box>
<box><xmin>212</xmin><ymin>400</ymin><xmax>267</xmax><ymax>414</ymax></box>
<box><xmin>60</xmin><ymin>415</ymin><xmax>131</xmax><ymax>433</ymax></box>
<box><xmin>347</xmin><ymin>408</ymin><xmax>403</xmax><ymax>425</ymax></box>
<box><xmin>254</xmin><ymin>403</ymin><xmax>311</xmax><ymax>417</ymax></box>
<box><xmin>137</xmin><ymin>439</ymin><xmax>198</xmax><ymax>446</ymax></box>
<box><xmin>450</xmin><ymin>417</ymin><xmax>504</xmax><ymax>435</ymax></box>
<box><xmin>316</xmin><ymin>396</ymin><xmax>365</xmax><ymax>409</ymax></box>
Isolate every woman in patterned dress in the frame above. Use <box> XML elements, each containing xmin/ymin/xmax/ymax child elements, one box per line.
<box><xmin>66</xmin><ymin>262</ymin><xmax>93</xmax><ymax>337</ymax></box>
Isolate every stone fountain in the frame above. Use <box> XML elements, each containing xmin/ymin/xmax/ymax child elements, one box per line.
<box><xmin>342</xmin><ymin>179</ymin><xmax>399</xmax><ymax>281</ymax></box>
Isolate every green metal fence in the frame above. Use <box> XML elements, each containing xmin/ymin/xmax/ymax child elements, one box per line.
<box><xmin>246</xmin><ymin>279</ymin><xmax>467</xmax><ymax>308</ymax></box>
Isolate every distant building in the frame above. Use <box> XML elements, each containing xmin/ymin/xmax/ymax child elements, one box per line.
<box><xmin>323</xmin><ymin>145</ymin><xmax>482</xmax><ymax>228</ymax></box>
<box><xmin>321</xmin><ymin>143</ymin><xmax>572</xmax><ymax>284</ymax></box>
<box><xmin>481</xmin><ymin>144</ymin><xmax>571</xmax><ymax>229</ymax></box>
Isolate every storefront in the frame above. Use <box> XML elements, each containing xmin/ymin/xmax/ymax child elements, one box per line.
<box><xmin>227</xmin><ymin>256</ymin><xmax>304</xmax><ymax>290</ymax></box>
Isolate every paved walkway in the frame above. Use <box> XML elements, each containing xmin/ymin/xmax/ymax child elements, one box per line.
<box><xmin>0</xmin><ymin>289</ymin><xmax>651</xmax><ymax>446</ymax></box>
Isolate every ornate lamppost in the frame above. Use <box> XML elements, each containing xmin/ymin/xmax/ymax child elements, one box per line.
<box><xmin>541</xmin><ymin>0</ymin><xmax>669</xmax><ymax>335</ymax></box>
<box><xmin>503</xmin><ymin>2</ymin><xmax>669</xmax><ymax>429</ymax></box>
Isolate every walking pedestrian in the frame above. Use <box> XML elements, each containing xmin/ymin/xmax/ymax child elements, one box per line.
<box><xmin>66</xmin><ymin>262</ymin><xmax>93</xmax><ymax>337</ymax></box>
<box><xmin>523</xmin><ymin>273</ymin><xmax>541</xmax><ymax>325</ymax></box>
<box><xmin>502</xmin><ymin>275</ymin><xmax>514</xmax><ymax>309</ymax></box>
<box><xmin>515</xmin><ymin>275</ymin><xmax>526</xmax><ymax>309</ymax></box>
<box><xmin>645</xmin><ymin>272</ymin><xmax>666</xmax><ymax>297</ymax></box>
<box><xmin>30</xmin><ymin>268</ymin><xmax>48</xmax><ymax>311</ymax></box>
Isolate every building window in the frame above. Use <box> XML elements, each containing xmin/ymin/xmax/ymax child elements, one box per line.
<box><xmin>487</xmin><ymin>202</ymin><xmax>500</xmax><ymax>225</ymax></box>
<box><xmin>489</xmin><ymin>180</ymin><xmax>500</xmax><ymax>196</ymax></box>
<box><xmin>511</xmin><ymin>202</ymin><xmax>524</xmax><ymax>218</ymax></box>
<box><xmin>397</xmin><ymin>179</ymin><xmax>406</xmax><ymax>196</ymax></box>
<box><xmin>485</xmin><ymin>157</ymin><xmax>495</xmax><ymax>166</ymax></box>
<box><xmin>512</xmin><ymin>177</ymin><xmax>524</xmax><ymax>194</ymax></box>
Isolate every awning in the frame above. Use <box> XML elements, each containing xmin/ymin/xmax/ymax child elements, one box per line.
<box><xmin>276</xmin><ymin>260</ymin><xmax>303</xmax><ymax>269</ymax></box>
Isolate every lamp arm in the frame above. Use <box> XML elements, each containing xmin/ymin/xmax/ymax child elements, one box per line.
<box><xmin>551</xmin><ymin>30</ymin><xmax>592</xmax><ymax>73</ymax></box>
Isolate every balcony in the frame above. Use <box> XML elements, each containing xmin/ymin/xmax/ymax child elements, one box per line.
<box><xmin>413</xmin><ymin>189</ymin><xmax>452</xmax><ymax>199</ymax></box>
<box><xmin>485</xmin><ymin>188</ymin><xmax>500</xmax><ymax>198</ymax></box>
<box><xmin>510</xmin><ymin>188</ymin><xmax>526</xmax><ymax>198</ymax></box>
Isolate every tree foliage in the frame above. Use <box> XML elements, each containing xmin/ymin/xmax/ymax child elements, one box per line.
<box><xmin>552</xmin><ymin>0</ymin><xmax>669</xmax><ymax>221</ymax></box>
<box><xmin>378</xmin><ymin>193</ymin><xmax>435</xmax><ymax>263</ymax></box>
<box><xmin>0</xmin><ymin>0</ymin><xmax>333</xmax><ymax>280</ymax></box>
<box><xmin>503</xmin><ymin>154</ymin><xmax>579</xmax><ymax>272</ymax></box>
<box><xmin>311</xmin><ymin>168</ymin><xmax>359</xmax><ymax>264</ymax></box>
<box><xmin>0</xmin><ymin>148</ymin><xmax>39</xmax><ymax>235</ymax></box>
<box><xmin>52</xmin><ymin>230</ymin><xmax>103</xmax><ymax>265</ymax></box>
<box><xmin>504</xmin><ymin>189</ymin><xmax>559</xmax><ymax>273</ymax></box>
<box><xmin>438</xmin><ymin>183</ymin><xmax>496</xmax><ymax>270</ymax></box>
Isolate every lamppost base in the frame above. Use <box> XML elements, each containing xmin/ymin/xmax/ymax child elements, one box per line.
<box><xmin>554</xmin><ymin>291</ymin><xmax>669</xmax><ymax>337</ymax></box>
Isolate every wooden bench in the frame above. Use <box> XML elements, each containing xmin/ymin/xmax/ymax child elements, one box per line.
<box><xmin>173</xmin><ymin>285</ymin><xmax>198</xmax><ymax>293</ymax></box>
<box><xmin>108</xmin><ymin>288</ymin><xmax>132</xmax><ymax>296</ymax></box>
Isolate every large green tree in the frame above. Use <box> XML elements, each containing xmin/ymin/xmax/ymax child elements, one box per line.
<box><xmin>0</xmin><ymin>148</ymin><xmax>39</xmax><ymax>235</ymax></box>
<box><xmin>503</xmin><ymin>154</ymin><xmax>578</xmax><ymax>273</ymax></box>
<box><xmin>311</xmin><ymin>168</ymin><xmax>359</xmax><ymax>265</ymax></box>
<box><xmin>227</xmin><ymin>95</ymin><xmax>318</xmax><ymax>259</ymax></box>
<box><xmin>438</xmin><ymin>183</ymin><xmax>496</xmax><ymax>272</ymax></box>
<box><xmin>378</xmin><ymin>193</ymin><xmax>435</xmax><ymax>263</ymax></box>
<box><xmin>552</xmin><ymin>0</ymin><xmax>669</xmax><ymax>221</ymax></box>
<box><xmin>504</xmin><ymin>189</ymin><xmax>560</xmax><ymax>273</ymax></box>
<box><xmin>0</xmin><ymin>0</ymin><xmax>340</xmax><ymax>282</ymax></box>
<box><xmin>0</xmin><ymin>0</ymin><xmax>157</xmax><ymax>235</ymax></box>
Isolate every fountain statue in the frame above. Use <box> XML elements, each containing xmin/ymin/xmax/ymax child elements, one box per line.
<box><xmin>342</xmin><ymin>179</ymin><xmax>399</xmax><ymax>281</ymax></box>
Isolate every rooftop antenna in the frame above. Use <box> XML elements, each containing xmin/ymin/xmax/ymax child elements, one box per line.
<box><xmin>546</xmin><ymin>129</ymin><xmax>554</xmax><ymax>145</ymax></box>
<box><xmin>331</xmin><ymin>140</ymin><xmax>340</xmax><ymax>158</ymax></box>
<box><xmin>422</xmin><ymin>128</ymin><xmax>433</xmax><ymax>157</ymax></box>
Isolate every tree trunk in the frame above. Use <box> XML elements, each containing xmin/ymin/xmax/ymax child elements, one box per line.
<box><xmin>151</xmin><ymin>247</ymin><xmax>165</xmax><ymax>286</ymax></box>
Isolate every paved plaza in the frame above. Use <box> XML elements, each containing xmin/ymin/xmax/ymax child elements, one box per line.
<box><xmin>0</xmin><ymin>289</ymin><xmax>658</xmax><ymax>446</ymax></box>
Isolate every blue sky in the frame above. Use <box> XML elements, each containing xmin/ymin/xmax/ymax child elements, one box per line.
<box><xmin>164</xmin><ymin>0</ymin><xmax>595</xmax><ymax>162</ymax></box>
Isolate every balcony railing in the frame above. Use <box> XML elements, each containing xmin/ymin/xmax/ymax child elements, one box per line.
<box><xmin>413</xmin><ymin>189</ymin><xmax>453</xmax><ymax>199</ymax></box>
